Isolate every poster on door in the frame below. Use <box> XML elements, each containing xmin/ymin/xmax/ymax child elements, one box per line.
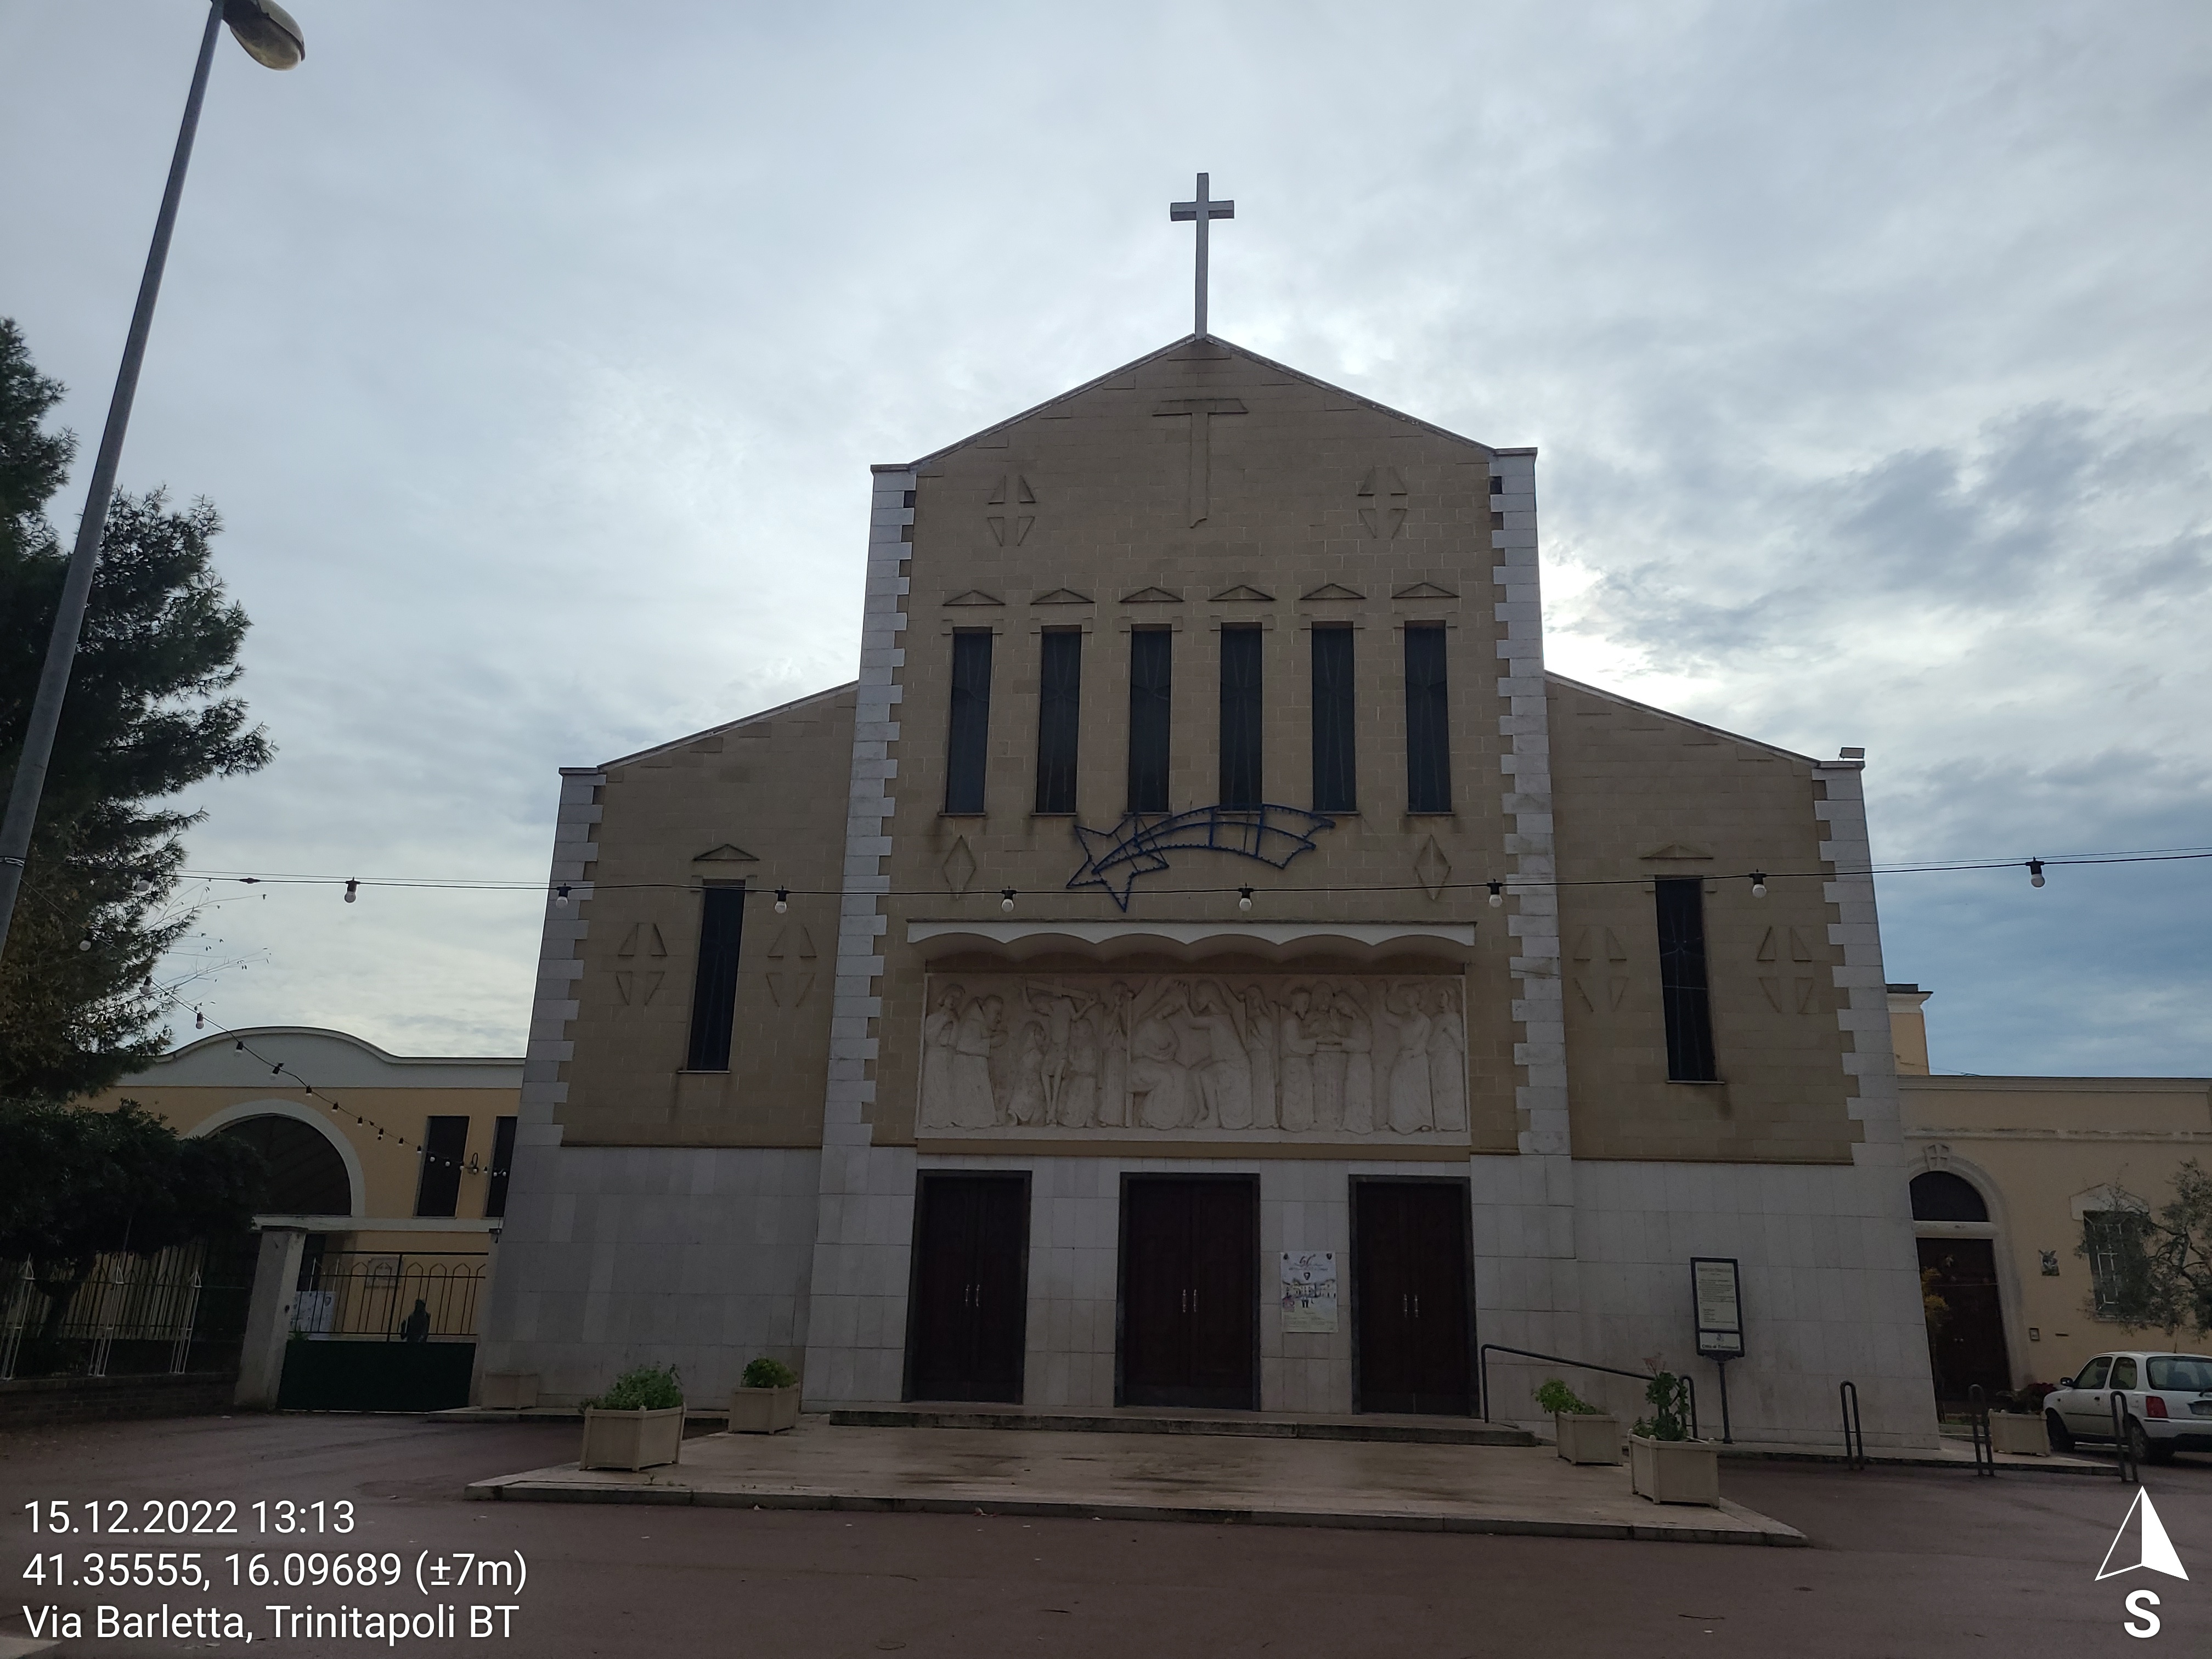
<box><xmin>1279</xmin><ymin>1251</ymin><xmax>1339</xmax><ymax>1333</ymax></box>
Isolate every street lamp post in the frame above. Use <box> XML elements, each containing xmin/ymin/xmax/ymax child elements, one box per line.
<box><xmin>0</xmin><ymin>0</ymin><xmax>303</xmax><ymax>958</ymax></box>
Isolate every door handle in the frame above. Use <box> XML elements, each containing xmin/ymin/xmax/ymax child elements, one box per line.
<box><xmin>1412</xmin><ymin>1294</ymin><xmax>1420</xmax><ymax>1318</ymax></box>
<box><xmin>1402</xmin><ymin>1293</ymin><xmax>1408</xmax><ymax>1316</ymax></box>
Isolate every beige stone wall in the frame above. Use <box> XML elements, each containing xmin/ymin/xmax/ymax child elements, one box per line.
<box><xmin>1548</xmin><ymin>675</ymin><xmax>1859</xmax><ymax>1163</ymax></box>
<box><xmin>870</xmin><ymin>340</ymin><xmax>1521</xmax><ymax>1153</ymax></box>
<box><xmin>1903</xmin><ymin>1074</ymin><xmax>2212</xmax><ymax>1384</ymax></box>
<box><xmin>559</xmin><ymin>686</ymin><xmax>854</xmax><ymax>1146</ymax></box>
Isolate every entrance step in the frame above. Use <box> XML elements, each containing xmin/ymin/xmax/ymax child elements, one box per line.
<box><xmin>825</xmin><ymin>1402</ymin><xmax>1538</xmax><ymax>1447</ymax></box>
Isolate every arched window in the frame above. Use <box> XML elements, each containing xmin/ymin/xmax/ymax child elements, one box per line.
<box><xmin>212</xmin><ymin>1115</ymin><xmax>352</xmax><ymax>1215</ymax></box>
<box><xmin>1910</xmin><ymin>1170</ymin><xmax>1989</xmax><ymax>1224</ymax></box>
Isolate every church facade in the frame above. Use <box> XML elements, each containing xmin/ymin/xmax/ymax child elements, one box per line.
<box><xmin>477</xmin><ymin>334</ymin><xmax>1939</xmax><ymax>1446</ymax></box>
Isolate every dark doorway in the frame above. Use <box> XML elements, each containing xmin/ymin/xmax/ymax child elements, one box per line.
<box><xmin>1353</xmin><ymin>1179</ymin><xmax>1474</xmax><ymax>1415</ymax></box>
<box><xmin>1119</xmin><ymin>1176</ymin><xmax>1258</xmax><ymax>1410</ymax></box>
<box><xmin>210</xmin><ymin>1115</ymin><xmax>351</xmax><ymax>1215</ymax></box>
<box><xmin>906</xmin><ymin>1173</ymin><xmax>1030</xmax><ymax>1403</ymax></box>
<box><xmin>1917</xmin><ymin>1236</ymin><xmax>2010</xmax><ymax>1402</ymax></box>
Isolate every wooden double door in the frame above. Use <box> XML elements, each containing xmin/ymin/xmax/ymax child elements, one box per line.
<box><xmin>1917</xmin><ymin>1237</ymin><xmax>2008</xmax><ymax>1403</ymax></box>
<box><xmin>906</xmin><ymin>1174</ymin><xmax>1029</xmax><ymax>1403</ymax></box>
<box><xmin>1353</xmin><ymin>1180</ymin><xmax>1473</xmax><ymax>1416</ymax></box>
<box><xmin>1120</xmin><ymin>1177</ymin><xmax>1259</xmax><ymax>1410</ymax></box>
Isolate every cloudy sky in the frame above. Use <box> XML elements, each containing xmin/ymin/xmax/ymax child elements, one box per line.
<box><xmin>3</xmin><ymin>1</ymin><xmax>2207</xmax><ymax>1075</ymax></box>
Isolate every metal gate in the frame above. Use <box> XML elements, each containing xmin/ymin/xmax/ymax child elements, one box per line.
<box><xmin>276</xmin><ymin>1250</ymin><xmax>484</xmax><ymax>1412</ymax></box>
<box><xmin>1</xmin><ymin>1238</ymin><xmax>252</xmax><ymax>1381</ymax></box>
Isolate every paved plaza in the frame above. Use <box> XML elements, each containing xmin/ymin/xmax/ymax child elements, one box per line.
<box><xmin>1</xmin><ymin>1413</ymin><xmax>2200</xmax><ymax>1657</ymax></box>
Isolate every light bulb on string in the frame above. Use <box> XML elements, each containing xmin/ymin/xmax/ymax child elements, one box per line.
<box><xmin>554</xmin><ymin>884</ymin><xmax>572</xmax><ymax>907</ymax></box>
<box><xmin>2028</xmin><ymin>859</ymin><xmax>2046</xmax><ymax>889</ymax></box>
<box><xmin>774</xmin><ymin>888</ymin><xmax>788</xmax><ymax>915</ymax></box>
<box><xmin>77</xmin><ymin>933</ymin><xmax>92</xmax><ymax>953</ymax></box>
<box><xmin>1001</xmin><ymin>889</ymin><xmax>1016</xmax><ymax>913</ymax></box>
<box><xmin>194</xmin><ymin>1008</ymin><xmax>204</xmax><ymax>1029</ymax></box>
<box><xmin>1750</xmin><ymin>871</ymin><xmax>1768</xmax><ymax>899</ymax></box>
<box><xmin>1238</xmin><ymin>887</ymin><xmax>1254</xmax><ymax>912</ymax></box>
<box><xmin>1487</xmin><ymin>881</ymin><xmax>1504</xmax><ymax>909</ymax></box>
<box><xmin>343</xmin><ymin>878</ymin><xmax>358</xmax><ymax>904</ymax></box>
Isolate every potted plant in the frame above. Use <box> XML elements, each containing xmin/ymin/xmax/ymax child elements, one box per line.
<box><xmin>1987</xmin><ymin>1407</ymin><xmax>2050</xmax><ymax>1456</ymax></box>
<box><xmin>728</xmin><ymin>1357</ymin><xmax>802</xmax><ymax>1434</ymax></box>
<box><xmin>579</xmin><ymin>1364</ymin><xmax>685</xmax><ymax>1471</ymax></box>
<box><xmin>1628</xmin><ymin>1367</ymin><xmax>1719</xmax><ymax>1505</ymax></box>
<box><xmin>1536</xmin><ymin>1378</ymin><xmax>1622</xmax><ymax>1465</ymax></box>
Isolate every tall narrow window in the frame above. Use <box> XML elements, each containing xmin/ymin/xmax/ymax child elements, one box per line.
<box><xmin>1404</xmin><ymin>624</ymin><xmax>1452</xmax><ymax>812</ymax></box>
<box><xmin>484</xmin><ymin>1114</ymin><xmax>518</xmax><ymax>1218</ymax></box>
<box><xmin>1655</xmin><ymin>877</ymin><xmax>1719</xmax><ymax>1081</ymax></box>
<box><xmin>1034</xmin><ymin>630</ymin><xmax>1082</xmax><ymax>814</ymax></box>
<box><xmin>685</xmin><ymin>884</ymin><xmax>746</xmax><ymax>1071</ymax></box>
<box><xmin>1128</xmin><ymin>628</ymin><xmax>1172</xmax><ymax>813</ymax></box>
<box><xmin>413</xmin><ymin>1115</ymin><xmax>470</xmax><ymax>1218</ymax></box>
<box><xmin>945</xmin><ymin>630</ymin><xmax>994</xmax><ymax>814</ymax></box>
<box><xmin>1310</xmin><ymin>625</ymin><xmax>1356</xmax><ymax>812</ymax></box>
<box><xmin>1218</xmin><ymin>625</ymin><xmax>1263</xmax><ymax>808</ymax></box>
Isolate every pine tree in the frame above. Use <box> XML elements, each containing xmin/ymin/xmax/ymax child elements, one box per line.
<box><xmin>0</xmin><ymin>318</ymin><xmax>274</xmax><ymax>1099</ymax></box>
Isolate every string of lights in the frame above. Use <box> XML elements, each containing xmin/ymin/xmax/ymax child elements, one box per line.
<box><xmin>169</xmin><ymin>842</ymin><xmax>2212</xmax><ymax>909</ymax></box>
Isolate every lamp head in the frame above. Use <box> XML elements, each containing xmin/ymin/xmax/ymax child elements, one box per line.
<box><xmin>223</xmin><ymin>0</ymin><xmax>306</xmax><ymax>69</ymax></box>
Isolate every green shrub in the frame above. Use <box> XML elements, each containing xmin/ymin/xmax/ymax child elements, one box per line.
<box><xmin>1633</xmin><ymin>1370</ymin><xmax>1695</xmax><ymax>1442</ymax></box>
<box><xmin>585</xmin><ymin>1364</ymin><xmax>682</xmax><ymax>1411</ymax></box>
<box><xmin>741</xmin><ymin>1356</ymin><xmax>799</xmax><ymax>1390</ymax></box>
<box><xmin>1534</xmin><ymin>1378</ymin><xmax>1599</xmax><ymax>1415</ymax></box>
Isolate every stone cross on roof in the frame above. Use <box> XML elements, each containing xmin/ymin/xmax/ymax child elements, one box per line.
<box><xmin>1169</xmin><ymin>172</ymin><xmax>1235</xmax><ymax>339</ymax></box>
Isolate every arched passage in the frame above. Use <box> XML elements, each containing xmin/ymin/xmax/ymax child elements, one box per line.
<box><xmin>191</xmin><ymin>1103</ymin><xmax>360</xmax><ymax>1216</ymax></box>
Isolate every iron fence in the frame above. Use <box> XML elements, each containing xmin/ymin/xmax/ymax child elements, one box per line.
<box><xmin>1</xmin><ymin>1243</ymin><xmax>220</xmax><ymax>1380</ymax></box>
<box><xmin>291</xmin><ymin>1250</ymin><xmax>484</xmax><ymax>1342</ymax></box>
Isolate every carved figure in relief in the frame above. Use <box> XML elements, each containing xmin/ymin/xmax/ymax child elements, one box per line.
<box><xmin>951</xmin><ymin>995</ymin><xmax>1002</xmax><ymax>1128</ymax></box>
<box><xmin>1336</xmin><ymin>989</ymin><xmax>1375</xmax><ymax>1133</ymax></box>
<box><xmin>1426</xmin><ymin>984</ymin><xmax>1469</xmax><ymax>1133</ymax></box>
<box><xmin>1025</xmin><ymin>983</ymin><xmax>1101</xmax><ymax>1121</ymax></box>
<box><xmin>1008</xmin><ymin>1022</ymin><xmax>1048</xmax><ymax>1126</ymax></box>
<box><xmin>1278</xmin><ymin>989</ymin><xmax>1317</xmax><ymax>1132</ymax></box>
<box><xmin>1238</xmin><ymin>985</ymin><xmax>1279</xmax><ymax>1130</ymax></box>
<box><xmin>1189</xmin><ymin>981</ymin><xmax>1254</xmax><ymax>1131</ymax></box>
<box><xmin>1128</xmin><ymin>986</ymin><xmax>1192</xmax><ymax>1131</ymax></box>
<box><xmin>1062</xmin><ymin>1011</ymin><xmax>1101</xmax><ymax>1127</ymax></box>
<box><xmin>1379</xmin><ymin>983</ymin><xmax>1435</xmax><ymax>1133</ymax></box>
<box><xmin>1310</xmin><ymin>981</ymin><xmax>1346</xmax><ymax>1131</ymax></box>
<box><xmin>1098</xmin><ymin>981</ymin><xmax>1133</xmax><ymax>1127</ymax></box>
<box><xmin>920</xmin><ymin>985</ymin><xmax>964</xmax><ymax>1129</ymax></box>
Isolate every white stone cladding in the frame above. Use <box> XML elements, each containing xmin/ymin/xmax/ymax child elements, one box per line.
<box><xmin>1484</xmin><ymin>448</ymin><xmax>1583</xmax><ymax>1372</ymax></box>
<box><xmin>798</xmin><ymin>467</ymin><xmax>919</xmax><ymax>1408</ymax></box>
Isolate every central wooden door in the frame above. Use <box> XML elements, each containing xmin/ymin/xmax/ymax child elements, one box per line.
<box><xmin>1916</xmin><ymin>1237</ymin><xmax>2008</xmax><ymax>1403</ymax></box>
<box><xmin>906</xmin><ymin>1173</ymin><xmax>1029</xmax><ymax>1403</ymax></box>
<box><xmin>1120</xmin><ymin>1177</ymin><xmax>1258</xmax><ymax>1410</ymax></box>
<box><xmin>1353</xmin><ymin>1180</ymin><xmax>1472</xmax><ymax>1415</ymax></box>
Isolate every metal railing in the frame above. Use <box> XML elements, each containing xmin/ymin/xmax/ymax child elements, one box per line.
<box><xmin>1478</xmin><ymin>1344</ymin><xmax>1698</xmax><ymax>1440</ymax></box>
<box><xmin>1966</xmin><ymin>1383</ymin><xmax>1995</xmax><ymax>1476</ymax></box>
<box><xmin>2112</xmin><ymin>1390</ymin><xmax>2140</xmax><ymax>1485</ymax></box>
<box><xmin>292</xmin><ymin>1251</ymin><xmax>484</xmax><ymax>1342</ymax></box>
<box><xmin>1839</xmin><ymin>1380</ymin><xmax>1866</xmax><ymax>1469</ymax></box>
<box><xmin>1</xmin><ymin>1246</ymin><xmax>210</xmax><ymax>1380</ymax></box>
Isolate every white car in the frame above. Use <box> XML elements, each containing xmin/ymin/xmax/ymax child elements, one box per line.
<box><xmin>2045</xmin><ymin>1351</ymin><xmax>2212</xmax><ymax>1464</ymax></box>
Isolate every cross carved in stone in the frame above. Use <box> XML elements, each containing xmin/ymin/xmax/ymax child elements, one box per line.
<box><xmin>1169</xmin><ymin>172</ymin><xmax>1235</xmax><ymax>338</ymax></box>
<box><xmin>1155</xmin><ymin>397</ymin><xmax>1246</xmax><ymax>527</ymax></box>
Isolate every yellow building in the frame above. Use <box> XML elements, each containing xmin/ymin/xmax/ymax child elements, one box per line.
<box><xmin>1893</xmin><ymin>989</ymin><xmax>2212</xmax><ymax>1397</ymax></box>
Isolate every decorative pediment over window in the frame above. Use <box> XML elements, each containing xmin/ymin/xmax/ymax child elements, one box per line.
<box><xmin>1638</xmin><ymin>841</ymin><xmax>1715</xmax><ymax>861</ymax></box>
<box><xmin>1300</xmin><ymin>582</ymin><xmax>1364</xmax><ymax>601</ymax></box>
<box><xmin>1121</xmin><ymin>585</ymin><xmax>1183</xmax><ymax>603</ymax></box>
<box><xmin>1031</xmin><ymin>587</ymin><xmax>1092</xmax><ymax>605</ymax></box>
<box><xmin>944</xmin><ymin>589</ymin><xmax>1005</xmax><ymax>606</ymax></box>
<box><xmin>1392</xmin><ymin>580</ymin><xmax>1458</xmax><ymax>600</ymax></box>
<box><xmin>692</xmin><ymin>843</ymin><xmax>759</xmax><ymax>863</ymax></box>
<box><xmin>1211</xmin><ymin>584</ymin><xmax>1274</xmax><ymax>602</ymax></box>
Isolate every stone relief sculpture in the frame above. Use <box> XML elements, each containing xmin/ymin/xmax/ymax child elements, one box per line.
<box><xmin>916</xmin><ymin>973</ymin><xmax>1470</xmax><ymax>1141</ymax></box>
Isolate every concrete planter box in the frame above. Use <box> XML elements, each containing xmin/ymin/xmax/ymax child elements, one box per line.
<box><xmin>1989</xmin><ymin>1412</ymin><xmax>2049</xmax><ymax>1456</ymax></box>
<box><xmin>727</xmin><ymin>1385</ymin><xmax>801</xmax><ymax>1434</ymax></box>
<box><xmin>1629</xmin><ymin>1435</ymin><xmax>1720</xmax><ymax>1506</ymax></box>
<box><xmin>580</xmin><ymin>1406</ymin><xmax>684</xmax><ymax>1471</ymax></box>
<box><xmin>479</xmin><ymin>1372</ymin><xmax>540</xmax><ymax>1410</ymax></box>
<box><xmin>1554</xmin><ymin>1412</ymin><xmax>1623</xmax><ymax>1465</ymax></box>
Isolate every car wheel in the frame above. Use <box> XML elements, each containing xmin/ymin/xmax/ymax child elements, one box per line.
<box><xmin>2125</xmin><ymin>1418</ymin><xmax>2162</xmax><ymax>1466</ymax></box>
<box><xmin>2046</xmin><ymin>1410</ymin><xmax>2074</xmax><ymax>1453</ymax></box>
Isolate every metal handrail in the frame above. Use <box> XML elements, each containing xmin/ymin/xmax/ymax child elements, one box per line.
<box><xmin>2113</xmin><ymin>1390</ymin><xmax>2139</xmax><ymax>1484</ymax></box>
<box><xmin>1479</xmin><ymin>1344</ymin><xmax>1699</xmax><ymax>1441</ymax></box>
<box><xmin>1967</xmin><ymin>1383</ymin><xmax>1995</xmax><ymax>1477</ymax></box>
<box><xmin>1839</xmin><ymin>1380</ymin><xmax>1866</xmax><ymax>1470</ymax></box>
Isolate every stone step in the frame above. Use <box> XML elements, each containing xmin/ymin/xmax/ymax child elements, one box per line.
<box><xmin>823</xmin><ymin>1403</ymin><xmax>1540</xmax><ymax>1447</ymax></box>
